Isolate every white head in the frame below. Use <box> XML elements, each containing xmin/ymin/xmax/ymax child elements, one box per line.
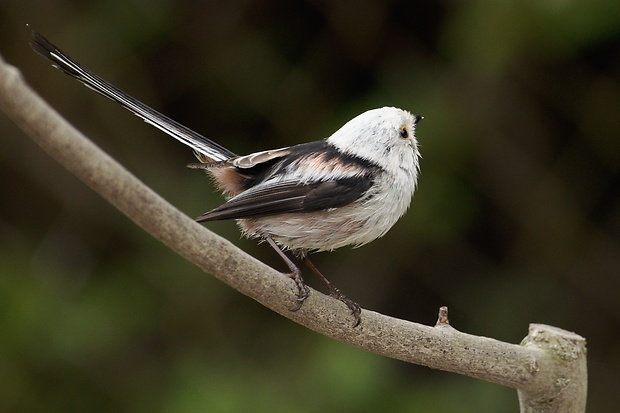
<box><xmin>326</xmin><ymin>107</ymin><xmax>421</xmax><ymax>176</ymax></box>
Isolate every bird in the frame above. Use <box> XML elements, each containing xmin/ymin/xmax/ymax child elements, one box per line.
<box><xmin>30</xmin><ymin>30</ymin><xmax>422</xmax><ymax>327</ymax></box>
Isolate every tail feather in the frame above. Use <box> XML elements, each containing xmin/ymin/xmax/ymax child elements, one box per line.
<box><xmin>30</xmin><ymin>30</ymin><xmax>236</xmax><ymax>162</ymax></box>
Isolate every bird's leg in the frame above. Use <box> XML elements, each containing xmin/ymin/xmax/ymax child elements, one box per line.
<box><xmin>264</xmin><ymin>236</ymin><xmax>310</xmax><ymax>311</ymax></box>
<box><xmin>302</xmin><ymin>255</ymin><xmax>362</xmax><ymax>327</ymax></box>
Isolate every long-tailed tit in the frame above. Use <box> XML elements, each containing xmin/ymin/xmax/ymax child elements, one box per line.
<box><xmin>30</xmin><ymin>31</ymin><xmax>422</xmax><ymax>327</ymax></box>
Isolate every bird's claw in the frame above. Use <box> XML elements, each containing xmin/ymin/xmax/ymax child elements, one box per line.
<box><xmin>288</xmin><ymin>271</ymin><xmax>310</xmax><ymax>312</ymax></box>
<box><xmin>329</xmin><ymin>287</ymin><xmax>362</xmax><ymax>327</ymax></box>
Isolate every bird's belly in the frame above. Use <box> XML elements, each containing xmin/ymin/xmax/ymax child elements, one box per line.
<box><xmin>238</xmin><ymin>190</ymin><xmax>410</xmax><ymax>252</ymax></box>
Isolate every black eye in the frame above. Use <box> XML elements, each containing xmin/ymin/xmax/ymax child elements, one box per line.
<box><xmin>400</xmin><ymin>126</ymin><xmax>409</xmax><ymax>139</ymax></box>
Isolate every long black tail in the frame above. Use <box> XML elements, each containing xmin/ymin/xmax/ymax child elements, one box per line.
<box><xmin>30</xmin><ymin>30</ymin><xmax>236</xmax><ymax>162</ymax></box>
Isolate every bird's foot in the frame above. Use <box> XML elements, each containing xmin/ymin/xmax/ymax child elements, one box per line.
<box><xmin>288</xmin><ymin>270</ymin><xmax>310</xmax><ymax>312</ymax></box>
<box><xmin>329</xmin><ymin>287</ymin><xmax>362</xmax><ymax>327</ymax></box>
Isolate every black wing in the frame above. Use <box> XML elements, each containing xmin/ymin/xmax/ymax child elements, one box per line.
<box><xmin>196</xmin><ymin>176</ymin><xmax>373</xmax><ymax>222</ymax></box>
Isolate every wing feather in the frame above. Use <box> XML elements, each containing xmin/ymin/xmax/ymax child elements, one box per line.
<box><xmin>196</xmin><ymin>176</ymin><xmax>372</xmax><ymax>222</ymax></box>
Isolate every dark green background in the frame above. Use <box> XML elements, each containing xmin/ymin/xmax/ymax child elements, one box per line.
<box><xmin>1</xmin><ymin>1</ymin><xmax>619</xmax><ymax>411</ymax></box>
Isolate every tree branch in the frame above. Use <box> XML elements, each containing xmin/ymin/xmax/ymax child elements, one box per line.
<box><xmin>0</xmin><ymin>52</ymin><xmax>587</xmax><ymax>412</ymax></box>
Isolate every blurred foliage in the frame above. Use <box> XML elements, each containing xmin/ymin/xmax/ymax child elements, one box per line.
<box><xmin>1</xmin><ymin>0</ymin><xmax>619</xmax><ymax>411</ymax></box>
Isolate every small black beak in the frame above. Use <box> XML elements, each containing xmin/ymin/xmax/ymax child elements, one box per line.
<box><xmin>414</xmin><ymin>115</ymin><xmax>424</xmax><ymax>125</ymax></box>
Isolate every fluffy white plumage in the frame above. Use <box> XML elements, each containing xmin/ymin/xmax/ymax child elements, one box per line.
<box><xmin>238</xmin><ymin>107</ymin><xmax>421</xmax><ymax>252</ymax></box>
